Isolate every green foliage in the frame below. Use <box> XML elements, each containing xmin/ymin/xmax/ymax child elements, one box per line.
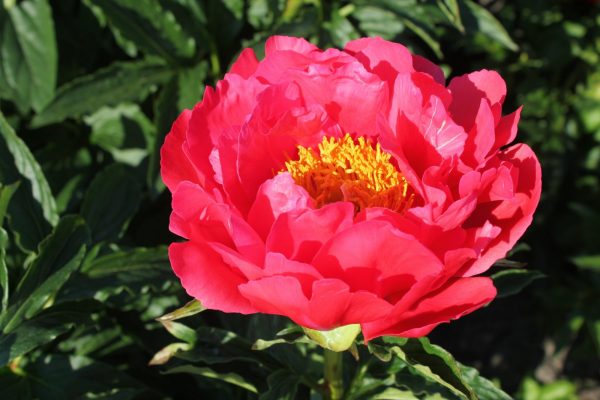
<box><xmin>0</xmin><ymin>0</ymin><xmax>598</xmax><ymax>398</ymax></box>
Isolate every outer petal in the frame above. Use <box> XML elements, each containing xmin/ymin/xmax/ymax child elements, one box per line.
<box><xmin>238</xmin><ymin>276</ymin><xmax>314</xmax><ymax>327</ymax></box>
<box><xmin>186</xmin><ymin>75</ymin><xmax>266</xmax><ymax>195</ymax></box>
<box><xmin>344</xmin><ymin>37</ymin><xmax>414</xmax><ymax>84</ymax></box>
<box><xmin>170</xmin><ymin>181</ymin><xmax>264</xmax><ymax>263</ymax></box>
<box><xmin>362</xmin><ymin>277</ymin><xmax>496</xmax><ymax>340</ymax></box>
<box><xmin>169</xmin><ymin>242</ymin><xmax>257</xmax><ymax>314</ymax></box>
<box><xmin>448</xmin><ymin>70</ymin><xmax>507</xmax><ymax>131</ymax></box>
<box><xmin>160</xmin><ymin>110</ymin><xmax>196</xmax><ymax>191</ymax></box>
<box><xmin>265</xmin><ymin>35</ymin><xmax>318</xmax><ymax>56</ymax></box>
<box><xmin>462</xmin><ymin>143</ymin><xmax>542</xmax><ymax>276</ymax></box>
<box><xmin>312</xmin><ymin>220</ymin><xmax>443</xmax><ymax>296</ymax></box>
<box><xmin>230</xmin><ymin>48</ymin><xmax>259</xmax><ymax>78</ymax></box>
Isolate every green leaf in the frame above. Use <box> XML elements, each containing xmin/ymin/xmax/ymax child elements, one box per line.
<box><xmin>81</xmin><ymin>164</ymin><xmax>142</xmax><ymax>244</ymax></box>
<box><xmin>156</xmin><ymin>299</ymin><xmax>205</xmax><ymax>322</ymax></box>
<box><xmin>159</xmin><ymin>320</ymin><xmax>197</xmax><ymax>345</ymax></box>
<box><xmin>164</xmin><ymin>365</ymin><xmax>258</xmax><ymax>393</ymax></box>
<box><xmin>259</xmin><ymin>369</ymin><xmax>299</xmax><ymax>400</ymax></box>
<box><xmin>148</xmin><ymin>342</ymin><xmax>192</xmax><ymax>366</ymax></box>
<box><xmin>369</xmin><ymin>337</ymin><xmax>476</xmax><ymax>400</ymax></box>
<box><xmin>0</xmin><ymin>0</ymin><xmax>57</xmax><ymax>112</ymax></box>
<box><xmin>460</xmin><ymin>0</ymin><xmax>518</xmax><ymax>52</ymax></box>
<box><xmin>491</xmin><ymin>269</ymin><xmax>545</xmax><ymax>298</ymax></box>
<box><xmin>571</xmin><ymin>255</ymin><xmax>600</xmax><ymax>271</ymax></box>
<box><xmin>0</xmin><ymin>112</ymin><xmax>58</xmax><ymax>226</ymax></box>
<box><xmin>397</xmin><ymin>338</ymin><xmax>475</xmax><ymax>400</ymax></box>
<box><xmin>1</xmin><ymin>215</ymin><xmax>89</xmax><ymax>333</ymax></box>
<box><xmin>0</xmin><ymin>228</ymin><xmax>8</xmax><ymax>312</ymax></box>
<box><xmin>458</xmin><ymin>363</ymin><xmax>511</xmax><ymax>400</ymax></box>
<box><xmin>0</xmin><ymin>181</ymin><xmax>19</xmax><ymax>223</ymax></box>
<box><xmin>252</xmin><ymin>329</ymin><xmax>311</xmax><ymax>351</ymax></box>
<box><xmin>84</xmin><ymin>0</ymin><xmax>195</xmax><ymax>62</ymax></box>
<box><xmin>30</xmin><ymin>60</ymin><xmax>173</xmax><ymax>127</ymax></box>
<box><xmin>0</xmin><ymin>304</ymin><xmax>91</xmax><ymax>365</ymax></box>
<box><xmin>0</xmin><ymin>354</ymin><xmax>145</xmax><ymax>399</ymax></box>
<box><xmin>0</xmin><ymin>182</ymin><xmax>17</xmax><ymax>312</ymax></box>
<box><xmin>436</xmin><ymin>0</ymin><xmax>464</xmax><ymax>32</ymax></box>
<box><xmin>83</xmin><ymin>245</ymin><xmax>169</xmax><ymax>276</ymax></box>
<box><xmin>84</xmin><ymin>103</ymin><xmax>155</xmax><ymax>166</ymax></box>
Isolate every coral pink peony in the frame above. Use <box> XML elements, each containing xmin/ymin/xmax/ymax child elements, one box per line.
<box><xmin>161</xmin><ymin>36</ymin><xmax>541</xmax><ymax>340</ymax></box>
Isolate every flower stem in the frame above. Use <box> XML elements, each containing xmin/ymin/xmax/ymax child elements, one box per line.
<box><xmin>324</xmin><ymin>349</ymin><xmax>344</xmax><ymax>400</ymax></box>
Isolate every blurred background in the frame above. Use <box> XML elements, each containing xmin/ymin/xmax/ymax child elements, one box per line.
<box><xmin>0</xmin><ymin>0</ymin><xmax>599</xmax><ymax>399</ymax></box>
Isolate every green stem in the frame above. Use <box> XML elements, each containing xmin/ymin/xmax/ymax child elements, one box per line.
<box><xmin>324</xmin><ymin>349</ymin><xmax>344</xmax><ymax>400</ymax></box>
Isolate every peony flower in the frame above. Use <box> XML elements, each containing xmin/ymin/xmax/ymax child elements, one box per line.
<box><xmin>161</xmin><ymin>36</ymin><xmax>541</xmax><ymax>341</ymax></box>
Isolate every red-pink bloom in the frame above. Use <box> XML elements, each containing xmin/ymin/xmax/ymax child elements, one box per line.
<box><xmin>161</xmin><ymin>36</ymin><xmax>541</xmax><ymax>340</ymax></box>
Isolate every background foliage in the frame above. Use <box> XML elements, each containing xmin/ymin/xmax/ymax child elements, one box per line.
<box><xmin>0</xmin><ymin>0</ymin><xmax>598</xmax><ymax>399</ymax></box>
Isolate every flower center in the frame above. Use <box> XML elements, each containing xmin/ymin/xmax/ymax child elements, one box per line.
<box><xmin>284</xmin><ymin>134</ymin><xmax>413</xmax><ymax>213</ymax></box>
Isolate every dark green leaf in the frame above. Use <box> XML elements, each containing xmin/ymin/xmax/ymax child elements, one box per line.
<box><xmin>30</xmin><ymin>60</ymin><xmax>173</xmax><ymax>127</ymax></box>
<box><xmin>0</xmin><ymin>0</ymin><xmax>57</xmax><ymax>112</ymax></box>
<box><xmin>1</xmin><ymin>215</ymin><xmax>89</xmax><ymax>333</ymax></box>
<box><xmin>83</xmin><ymin>245</ymin><xmax>169</xmax><ymax>276</ymax></box>
<box><xmin>84</xmin><ymin>103</ymin><xmax>154</xmax><ymax>166</ymax></box>
<box><xmin>0</xmin><ymin>112</ymin><xmax>58</xmax><ymax>226</ymax></box>
<box><xmin>0</xmin><ymin>303</ymin><xmax>92</xmax><ymax>365</ymax></box>
<box><xmin>81</xmin><ymin>164</ymin><xmax>141</xmax><ymax>243</ymax></box>
<box><xmin>164</xmin><ymin>365</ymin><xmax>258</xmax><ymax>393</ymax></box>
<box><xmin>436</xmin><ymin>0</ymin><xmax>464</xmax><ymax>32</ymax></box>
<box><xmin>368</xmin><ymin>337</ymin><xmax>475</xmax><ymax>400</ymax></box>
<box><xmin>0</xmin><ymin>228</ymin><xmax>8</xmax><ymax>312</ymax></box>
<box><xmin>491</xmin><ymin>269</ymin><xmax>545</xmax><ymax>298</ymax></box>
<box><xmin>459</xmin><ymin>363</ymin><xmax>511</xmax><ymax>400</ymax></box>
<box><xmin>460</xmin><ymin>0</ymin><xmax>518</xmax><ymax>51</ymax></box>
<box><xmin>0</xmin><ymin>181</ymin><xmax>19</xmax><ymax>224</ymax></box>
<box><xmin>84</xmin><ymin>0</ymin><xmax>195</xmax><ymax>62</ymax></box>
<box><xmin>259</xmin><ymin>369</ymin><xmax>299</xmax><ymax>400</ymax></box>
<box><xmin>0</xmin><ymin>354</ymin><xmax>145</xmax><ymax>400</ymax></box>
<box><xmin>396</xmin><ymin>338</ymin><xmax>475</xmax><ymax>400</ymax></box>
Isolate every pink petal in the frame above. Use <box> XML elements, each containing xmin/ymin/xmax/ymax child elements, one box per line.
<box><xmin>448</xmin><ymin>69</ymin><xmax>507</xmax><ymax>131</ymax></box>
<box><xmin>494</xmin><ymin>106</ymin><xmax>522</xmax><ymax>149</ymax></box>
<box><xmin>239</xmin><ymin>275</ymin><xmax>314</xmax><ymax>327</ymax></box>
<box><xmin>461</xmin><ymin>98</ymin><xmax>495</xmax><ymax>167</ymax></box>
<box><xmin>344</xmin><ymin>37</ymin><xmax>414</xmax><ymax>84</ymax></box>
<box><xmin>169</xmin><ymin>242</ymin><xmax>257</xmax><ymax>314</ymax></box>
<box><xmin>362</xmin><ymin>277</ymin><xmax>496</xmax><ymax>340</ymax></box>
<box><xmin>267</xmin><ymin>202</ymin><xmax>354</xmax><ymax>263</ymax></box>
<box><xmin>248</xmin><ymin>173</ymin><xmax>314</xmax><ymax>240</ymax></box>
<box><xmin>160</xmin><ymin>110</ymin><xmax>197</xmax><ymax>191</ymax></box>
<box><xmin>265</xmin><ymin>36</ymin><xmax>318</xmax><ymax>56</ymax></box>
<box><xmin>229</xmin><ymin>48</ymin><xmax>259</xmax><ymax>78</ymax></box>
<box><xmin>312</xmin><ymin>220</ymin><xmax>443</xmax><ymax>287</ymax></box>
<box><xmin>462</xmin><ymin>143</ymin><xmax>541</xmax><ymax>276</ymax></box>
<box><xmin>412</xmin><ymin>54</ymin><xmax>445</xmax><ymax>84</ymax></box>
<box><xmin>308</xmin><ymin>279</ymin><xmax>393</xmax><ymax>328</ymax></box>
<box><xmin>420</xmin><ymin>95</ymin><xmax>467</xmax><ymax>159</ymax></box>
<box><xmin>170</xmin><ymin>181</ymin><xmax>264</xmax><ymax>263</ymax></box>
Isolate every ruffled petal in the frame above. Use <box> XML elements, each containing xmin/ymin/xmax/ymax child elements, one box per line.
<box><xmin>362</xmin><ymin>277</ymin><xmax>496</xmax><ymax>340</ymax></box>
<box><xmin>160</xmin><ymin>110</ymin><xmax>197</xmax><ymax>191</ymax></box>
<box><xmin>170</xmin><ymin>242</ymin><xmax>257</xmax><ymax>314</ymax></box>
<box><xmin>267</xmin><ymin>202</ymin><xmax>354</xmax><ymax>263</ymax></box>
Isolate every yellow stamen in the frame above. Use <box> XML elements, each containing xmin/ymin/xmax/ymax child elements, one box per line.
<box><xmin>283</xmin><ymin>134</ymin><xmax>413</xmax><ymax>213</ymax></box>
